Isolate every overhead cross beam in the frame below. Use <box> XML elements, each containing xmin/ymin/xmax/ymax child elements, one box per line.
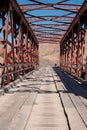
<box><xmin>20</xmin><ymin>0</ymin><xmax>81</xmax><ymax>44</ymax></box>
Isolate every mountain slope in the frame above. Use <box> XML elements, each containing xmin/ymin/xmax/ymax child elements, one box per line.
<box><xmin>39</xmin><ymin>43</ymin><xmax>60</xmax><ymax>67</ymax></box>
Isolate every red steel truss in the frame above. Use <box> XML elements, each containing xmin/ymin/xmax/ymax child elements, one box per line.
<box><xmin>0</xmin><ymin>0</ymin><xmax>87</xmax><ymax>87</ymax></box>
<box><xmin>20</xmin><ymin>0</ymin><xmax>81</xmax><ymax>44</ymax></box>
<box><xmin>0</xmin><ymin>0</ymin><xmax>39</xmax><ymax>87</ymax></box>
<box><xmin>60</xmin><ymin>0</ymin><xmax>87</xmax><ymax>80</ymax></box>
<box><xmin>20</xmin><ymin>0</ymin><xmax>87</xmax><ymax>79</ymax></box>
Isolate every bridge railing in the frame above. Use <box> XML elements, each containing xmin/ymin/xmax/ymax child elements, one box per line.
<box><xmin>0</xmin><ymin>0</ymin><xmax>39</xmax><ymax>88</ymax></box>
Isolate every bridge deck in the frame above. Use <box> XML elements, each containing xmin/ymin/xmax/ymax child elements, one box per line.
<box><xmin>0</xmin><ymin>67</ymin><xmax>87</xmax><ymax>130</ymax></box>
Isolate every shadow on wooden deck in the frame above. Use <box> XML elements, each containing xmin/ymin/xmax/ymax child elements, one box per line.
<box><xmin>53</xmin><ymin>67</ymin><xmax>87</xmax><ymax>100</ymax></box>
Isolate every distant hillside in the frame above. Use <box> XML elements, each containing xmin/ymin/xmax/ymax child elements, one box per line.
<box><xmin>39</xmin><ymin>43</ymin><xmax>60</xmax><ymax>67</ymax></box>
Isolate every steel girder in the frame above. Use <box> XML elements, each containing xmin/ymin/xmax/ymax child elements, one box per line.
<box><xmin>19</xmin><ymin>0</ymin><xmax>87</xmax><ymax>80</ymax></box>
<box><xmin>0</xmin><ymin>0</ymin><xmax>39</xmax><ymax>87</ymax></box>
<box><xmin>60</xmin><ymin>0</ymin><xmax>87</xmax><ymax>80</ymax></box>
<box><xmin>20</xmin><ymin>0</ymin><xmax>81</xmax><ymax>44</ymax></box>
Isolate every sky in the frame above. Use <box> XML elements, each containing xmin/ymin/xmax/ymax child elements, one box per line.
<box><xmin>17</xmin><ymin>0</ymin><xmax>84</xmax><ymax>18</ymax></box>
<box><xmin>17</xmin><ymin>0</ymin><xmax>84</xmax><ymax>5</ymax></box>
<box><xmin>0</xmin><ymin>0</ymin><xmax>85</xmax><ymax>44</ymax></box>
<box><xmin>16</xmin><ymin>0</ymin><xmax>85</xmax><ymax>43</ymax></box>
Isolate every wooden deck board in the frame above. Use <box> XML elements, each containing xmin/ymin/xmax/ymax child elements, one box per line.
<box><xmin>25</xmin><ymin>70</ymin><xmax>69</xmax><ymax>130</ymax></box>
<box><xmin>54</xmin><ymin>68</ymin><xmax>87</xmax><ymax>126</ymax></box>
<box><xmin>0</xmin><ymin>67</ymin><xmax>86</xmax><ymax>130</ymax></box>
<box><xmin>52</xmin><ymin>68</ymin><xmax>87</xmax><ymax>130</ymax></box>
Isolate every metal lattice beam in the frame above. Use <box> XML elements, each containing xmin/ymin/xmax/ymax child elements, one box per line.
<box><xmin>20</xmin><ymin>0</ymin><xmax>81</xmax><ymax>44</ymax></box>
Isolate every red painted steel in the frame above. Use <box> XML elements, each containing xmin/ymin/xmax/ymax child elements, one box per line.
<box><xmin>0</xmin><ymin>0</ymin><xmax>87</xmax><ymax>86</ymax></box>
<box><xmin>20</xmin><ymin>0</ymin><xmax>81</xmax><ymax>44</ymax></box>
<box><xmin>0</xmin><ymin>0</ymin><xmax>39</xmax><ymax>87</ymax></box>
<box><xmin>60</xmin><ymin>0</ymin><xmax>87</xmax><ymax>80</ymax></box>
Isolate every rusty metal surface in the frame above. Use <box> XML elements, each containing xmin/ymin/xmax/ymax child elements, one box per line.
<box><xmin>20</xmin><ymin>0</ymin><xmax>81</xmax><ymax>44</ymax></box>
<box><xmin>0</xmin><ymin>0</ymin><xmax>87</xmax><ymax>87</ymax></box>
<box><xmin>19</xmin><ymin>0</ymin><xmax>87</xmax><ymax>80</ymax></box>
<box><xmin>60</xmin><ymin>0</ymin><xmax>87</xmax><ymax>80</ymax></box>
<box><xmin>0</xmin><ymin>0</ymin><xmax>39</xmax><ymax>87</ymax></box>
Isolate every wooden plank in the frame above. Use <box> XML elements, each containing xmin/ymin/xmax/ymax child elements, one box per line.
<box><xmin>8</xmin><ymin>67</ymin><xmax>44</xmax><ymax>130</ymax></box>
<box><xmin>52</xmin><ymin>69</ymin><xmax>87</xmax><ymax>130</ymax></box>
<box><xmin>54</xmin><ymin>68</ymin><xmax>87</xmax><ymax>125</ymax></box>
<box><xmin>60</xmin><ymin>74</ymin><xmax>87</xmax><ymax>126</ymax></box>
<box><xmin>54</xmin><ymin>68</ymin><xmax>87</xmax><ymax>107</ymax></box>
<box><xmin>0</xmin><ymin>66</ymin><xmax>45</xmax><ymax>130</ymax></box>
<box><xmin>0</xmin><ymin>92</ymin><xmax>29</xmax><ymax>130</ymax></box>
<box><xmin>64</xmin><ymin>72</ymin><xmax>87</xmax><ymax>107</ymax></box>
<box><xmin>25</xmin><ymin>71</ymin><xmax>69</xmax><ymax>130</ymax></box>
<box><xmin>9</xmin><ymin>93</ymin><xmax>37</xmax><ymax>130</ymax></box>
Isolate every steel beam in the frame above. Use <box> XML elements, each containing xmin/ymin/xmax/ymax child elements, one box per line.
<box><xmin>0</xmin><ymin>0</ymin><xmax>39</xmax><ymax>87</ymax></box>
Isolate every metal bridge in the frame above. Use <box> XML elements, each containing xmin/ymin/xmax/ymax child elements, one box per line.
<box><xmin>0</xmin><ymin>0</ymin><xmax>87</xmax><ymax>130</ymax></box>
